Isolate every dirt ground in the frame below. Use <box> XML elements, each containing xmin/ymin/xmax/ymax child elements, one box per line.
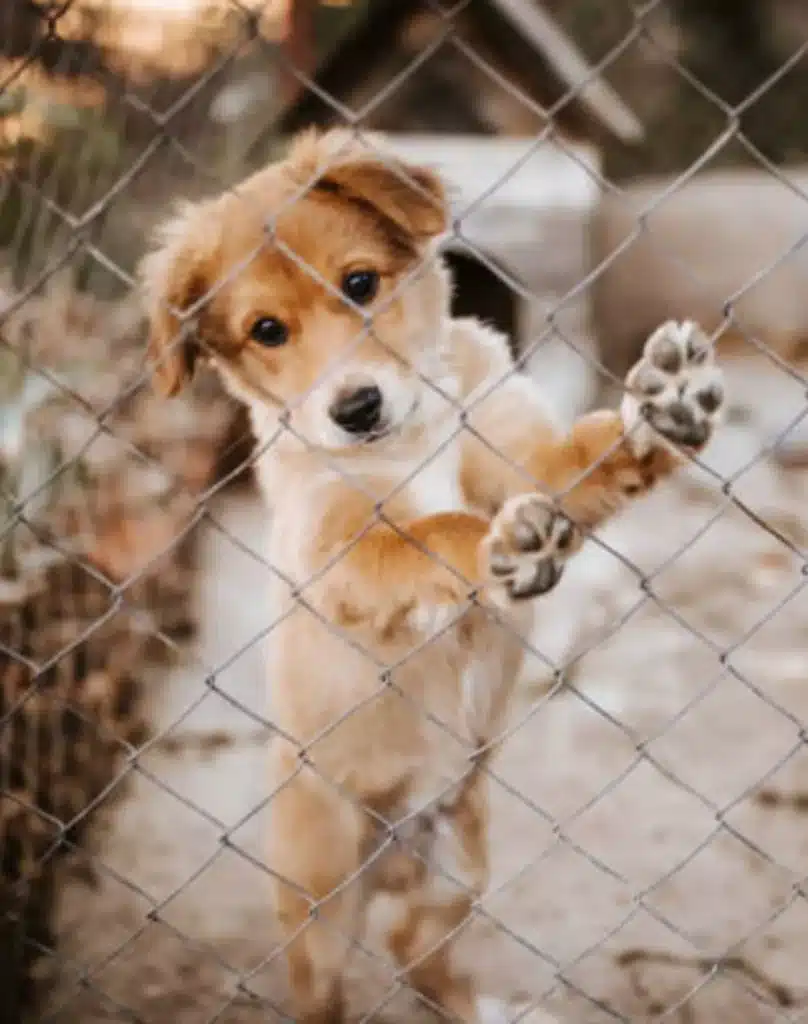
<box><xmin>41</xmin><ymin>354</ymin><xmax>808</xmax><ymax>1024</ymax></box>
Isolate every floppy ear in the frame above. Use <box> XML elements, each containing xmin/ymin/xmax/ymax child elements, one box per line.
<box><xmin>317</xmin><ymin>156</ymin><xmax>448</xmax><ymax>247</ymax></box>
<box><xmin>138</xmin><ymin>201</ymin><xmax>218</xmax><ymax>397</ymax></box>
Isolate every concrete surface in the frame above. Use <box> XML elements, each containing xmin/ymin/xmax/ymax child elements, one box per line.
<box><xmin>44</xmin><ymin>357</ymin><xmax>808</xmax><ymax>1023</ymax></box>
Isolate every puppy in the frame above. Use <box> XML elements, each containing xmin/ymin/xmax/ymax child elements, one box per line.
<box><xmin>140</xmin><ymin>129</ymin><xmax>725</xmax><ymax>1023</ymax></box>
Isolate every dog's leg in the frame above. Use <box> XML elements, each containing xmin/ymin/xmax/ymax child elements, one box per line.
<box><xmin>309</xmin><ymin>494</ymin><xmax>584</xmax><ymax>637</ymax></box>
<box><xmin>268</xmin><ymin>752</ymin><xmax>366</xmax><ymax>1024</ymax></box>
<box><xmin>395</xmin><ymin>921</ymin><xmax>478</xmax><ymax>1020</ymax></box>
<box><xmin>548</xmin><ymin>319</ymin><xmax>726</xmax><ymax>529</ymax></box>
<box><xmin>462</xmin><ymin>320</ymin><xmax>726</xmax><ymax>533</ymax></box>
<box><xmin>376</xmin><ymin>774</ymin><xmax>490</xmax><ymax>1023</ymax></box>
<box><xmin>517</xmin><ymin>321</ymin><xmax>726</xmax><ymax>531</ymax></box>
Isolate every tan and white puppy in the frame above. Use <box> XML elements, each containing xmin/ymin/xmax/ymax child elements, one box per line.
<box><xmin>140</xmin><ymin>129</ymin><xmax>725</xmax><ymax>1024</ymax></box>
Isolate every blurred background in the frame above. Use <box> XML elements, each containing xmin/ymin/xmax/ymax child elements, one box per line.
<box><xmin>4</xmin><ymin>1</ymin><xmax>808</xmax><ymax>1022</ymax></box>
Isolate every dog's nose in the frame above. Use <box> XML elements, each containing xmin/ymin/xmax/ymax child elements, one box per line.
<box><xmin>329</xmin><ymin>385</ymin><xmax>383</xmax><ymax>434</ymax></box>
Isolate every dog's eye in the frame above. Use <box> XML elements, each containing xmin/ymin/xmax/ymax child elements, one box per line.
<box><xmin>250</xmin><ymin>317</ymin><xmax>288</xmax><ymax>347</ymax></box>
<box><xmin>341</xmin><ymin>270</ymin><xmax>379</xmax><ymax>306</ymax></box>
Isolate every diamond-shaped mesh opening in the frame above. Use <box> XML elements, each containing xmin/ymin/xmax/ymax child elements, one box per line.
<box><xmin>5</xmin><ymin>1</ymin><xmax>808</xmax><ymax>1022</ymax></box>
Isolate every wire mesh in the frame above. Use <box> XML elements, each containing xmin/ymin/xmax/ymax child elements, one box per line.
<box><xmin>3</xmin><ymin>1</ymin><xmax>808</xmax><ymax>1022</ymax></box>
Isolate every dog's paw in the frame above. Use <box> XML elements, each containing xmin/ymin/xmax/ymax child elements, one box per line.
<box><xmin>621</xmin><ymin>320</ymin><xmax>725</xmax><ymax>457</ymax></box>
<box><xmin>483</xmin><ymin>494</ymin><xmax>581</xmax><ymax>601</ymax></box>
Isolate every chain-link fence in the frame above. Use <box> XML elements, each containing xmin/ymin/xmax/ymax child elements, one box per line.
<box><xmin>4</xmin><ymin>1</ymin><xmax>808</xmax><ymax>1022</ymax></box>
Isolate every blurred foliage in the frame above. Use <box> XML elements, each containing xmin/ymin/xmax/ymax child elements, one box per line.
<box><xmin>4</xmin><ymin>0</ymin><xmax>110</xmax><ymax>79</ymax></box>
<box><xmin>0</xmin><ymin>7</ymin><xmax>257</xmax><ymax>1013</ymax></box>
<box><xmin>0</xmin><ymin>85</ymin><xmax>125</xmax><ymax>291</ymax></box>
<box><xmin>314</xmin><ymin>0</ymin><xmax>369</xmax><ymax>55</ymax></box>
<box><xmin>0</xmin><ymin>1</ymin><xmax>370</xmax><ymax>300</ymax></box>
<box><xmin>543</xmin><ymin>0</ymin><xmax>808</xmax><ymax>179</ymax></box>
<box><xmin>0</xmin><ymin>217</ymin><xmax>239</xmax><ymax>1024</ymax></box>
<box><xmin>3</xmin><ymin>0</ymin><xmax>805</xmax><ymax>309</ymax></box>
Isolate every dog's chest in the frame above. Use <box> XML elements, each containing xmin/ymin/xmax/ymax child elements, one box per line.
<box><xmin>405</xmin><ymin>440</ymin><xmax>466</xmax><ymax>517</ymax></box>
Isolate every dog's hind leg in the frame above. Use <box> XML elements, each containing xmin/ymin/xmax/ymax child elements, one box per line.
<box><xmin>268</xmin><ymin>751</ymin><xmax>366</xmax><ymax>1024</ymax></box>
<box><xmin>372</xmin><ymin>772</ymin><xmax>494</xmax><ymax>1022</ymax></box>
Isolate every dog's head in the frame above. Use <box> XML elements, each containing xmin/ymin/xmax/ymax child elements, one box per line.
<box><xmin>139</xmin><ymin>129</ymin><xmax>454</xmax><ymax>455</ymax></box>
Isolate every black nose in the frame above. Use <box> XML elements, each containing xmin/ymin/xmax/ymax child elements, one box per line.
<box><xmin>329</xmin><ymin>385</ymin><xmax>383</xmax><ymax>434</ymax></box>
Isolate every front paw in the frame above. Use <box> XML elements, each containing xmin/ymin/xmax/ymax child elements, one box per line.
<box><xmin>482</xmin><ymin>494</ymin><xmax>581</xmax><ymax>601</ymax></box>
<box><xmin>622</xmin><ymin>320</ymin><xmax>725</xmax><ymax>457</ymax></box>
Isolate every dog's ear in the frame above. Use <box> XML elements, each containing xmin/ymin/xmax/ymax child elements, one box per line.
<box><xmin>139</xmin><ymin>200</ymin><xmax>218</xmax><ymax>397</ymax></box>
<box><xmin>317</xmin><ymin>153</ymin><xmax>448</xmax><ymax>247</ymax></box>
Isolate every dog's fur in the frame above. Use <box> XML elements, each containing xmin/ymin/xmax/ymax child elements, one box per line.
<box><xmin>140</xmin><ymin>129</ymin><xmax>725</xmax><ymax>1023</ymax></box>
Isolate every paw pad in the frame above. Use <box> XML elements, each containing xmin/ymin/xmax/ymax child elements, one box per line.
<box><xmin>483</xmin><ymin>494</ymin><xmax>581</xmax><ymax>602</ymax></box>
<box><xmin>622</xmin><ymin>320</ymin><xmax>725</xmax><ymax>456</ymax></box>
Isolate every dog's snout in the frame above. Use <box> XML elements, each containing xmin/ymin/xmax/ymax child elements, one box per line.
<box><xmin>329</xmin><ymin>385</ymin><xmax>383</xmax><ymax>434</ymax></box>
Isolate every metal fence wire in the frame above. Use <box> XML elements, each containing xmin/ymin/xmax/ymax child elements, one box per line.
<box><xmin>3</xmin><ymin>0</ymin><xmax>808</xmax><ymax>1021</ymax></box>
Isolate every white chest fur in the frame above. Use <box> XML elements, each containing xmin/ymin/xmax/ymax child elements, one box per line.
<box><xmin>406</xmin><ymin>433</ymin><xmax>466</xmax><ymax>517</ymax></box>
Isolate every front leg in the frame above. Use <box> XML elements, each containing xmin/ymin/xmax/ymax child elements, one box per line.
<box><xmin>548</xmin><ymin>319</ymin><xmax>725</xmax><ymax>528</ymax></box>
<box><xmin>307</xmin><ymin>495</ymin><xmax>582</xmax><ymax>635</ymax></box>
<box><xmin>460</xmin><ymin>319</ymin><xmax>725</xmax><ymax>532</ymax></box>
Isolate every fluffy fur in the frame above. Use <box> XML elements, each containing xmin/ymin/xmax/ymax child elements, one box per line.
<box><xmin>140</xmin><ymin>128</ymin><xmax>726</xmax><ymax>1023</ymax></box>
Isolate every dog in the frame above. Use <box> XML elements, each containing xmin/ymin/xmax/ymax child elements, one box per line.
<box><xmin>140</xmin><ymin>128</ymin><xmax>725</xmax><ymax>1023</ymax></box>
